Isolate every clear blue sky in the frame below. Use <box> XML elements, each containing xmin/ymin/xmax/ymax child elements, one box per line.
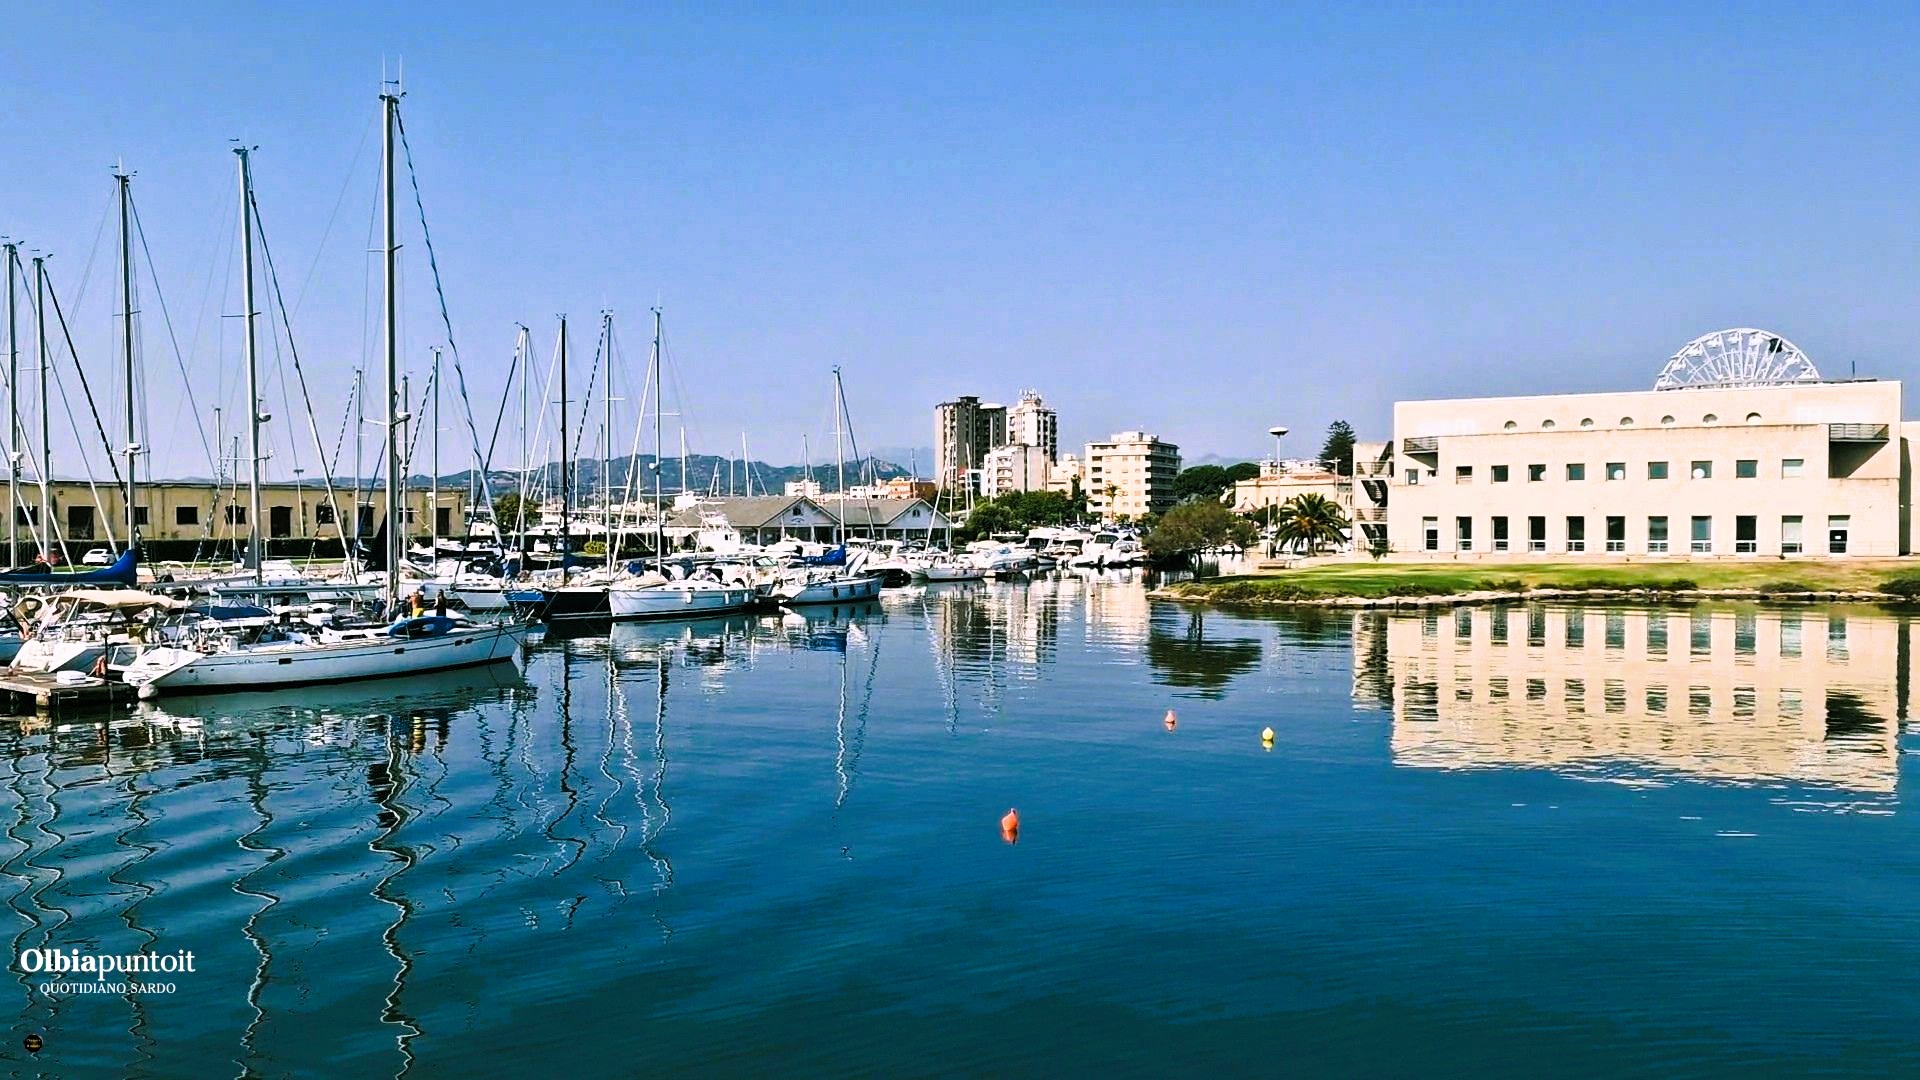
<box><xmin>5</xmin><ymin>2</ymin><xmax>1918</xmax><ymax>480</ymax></box>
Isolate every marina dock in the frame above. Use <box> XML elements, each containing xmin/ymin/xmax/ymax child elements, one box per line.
<box><xmin>0</xmin><ymin>672</ymin><xmax>131</xmax><ymax>716</ymax></box>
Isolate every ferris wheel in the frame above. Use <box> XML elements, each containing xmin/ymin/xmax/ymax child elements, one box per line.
<box><xmin>1653</xmin><ymin>328</ymin><xmax>1820</xmax><ymax>390</ymax></box>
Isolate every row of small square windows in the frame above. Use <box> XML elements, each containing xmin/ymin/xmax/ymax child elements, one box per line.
<box><xmin>1502</xmin><ymin>412</ymin><xmax>1761</xmax><ymax>430</ymax></box>
<box><xmin>1409</xmin><ymin>458</ymin><xmax>1805</xmax><ymax>483</ymax></box>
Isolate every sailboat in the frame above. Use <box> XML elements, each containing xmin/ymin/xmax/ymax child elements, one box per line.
<box><xmin>774</xmin><ymin>367</ymin><xmax>885</xmax><ymax>606</ymax></box>
<box><xmin>607</xmin><ymin>308</ymin><xmax>757</xmax><ymax>621</ymax></box>
<box><xmin>536</xmin><ymin>313</ymin><xmax>614</xmax><ymax>622</ymax></box>
<box><xmin>122</xmin><ymin>87</ymin><xmax>524</xmax><ymax>697</ymax></box>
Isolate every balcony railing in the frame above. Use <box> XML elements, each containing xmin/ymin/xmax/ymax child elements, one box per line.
<box><xmin>1354</xmin><ymin>460</ymin><xmax>1394</xmax><ymax>477</ymax></box>
<box><xmin>1402</xmin><ymin>436</ymin><xmax>1438</xmax><ymax>455</ymax></box>
<box><xmin>1829</xmin><ymin>423</ymin><xmax>1889</xmax><ymax>442</ymax></box>
<box><xmin>1352</xmin><ymin>507</ymin><xmax>1387</xmax><ymax>523</ymax></box>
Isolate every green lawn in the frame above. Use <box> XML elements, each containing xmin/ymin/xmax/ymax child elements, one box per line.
<box><xmin>1166</xmin><ymin>559</ymin><xmax>1920</xmax><ymax>603</ymax></box>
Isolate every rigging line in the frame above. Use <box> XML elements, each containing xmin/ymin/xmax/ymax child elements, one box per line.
<box><xmin>480</xmin><ymin>343</ymin><xmax>519</xmax><ymax>479</ymax></box>
<box><xmin>43</xmin><ymin>277</ymin><xmax>125</xmax><ymax>490</ymax></box>
<box><xmin>570</xmin><ymin>318</ymin><xmax>607</xmax><ymax>467</ymax></box>
<box><xmin>392</xmin><ymin>108</ymin><xmax>496</xmax><ymax>520</ymax></box>
<box><xmin>292</xmin><ymin>110</ymin><xmax>377</xmax><ymax>318</ymax></box>
<box><xmin>44</xmin><ymin>362</ymin><xmax>116</xmax><ymax>556</ymax></box>
<box><xmin>246</xmin><ymin>188</ymin><xmax>355</xmax><ymax>572</ymax></box>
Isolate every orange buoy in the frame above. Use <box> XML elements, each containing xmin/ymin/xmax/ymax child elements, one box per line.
<box><xmin>1000</xmin><ymin>808</ymin><xmax>1020</xmax><ymax>843</ymax></box>
<box><xmin>1163</xmin><ymin>709</ymin><xmax>1178</xmax><ymax>730</ymax></box>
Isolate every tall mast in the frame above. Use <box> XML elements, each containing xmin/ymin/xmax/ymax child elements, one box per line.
<box><xmin>678</xmin><ymin>426</ymin><xmax>687</xmax><ymax>497</ymax></box>
<box><xmin>3</xmin><ymin>242</ymin><xmax>17</xmax><ymax>568</ymax></box>
<box><xmin>741</xmin><ymin>431</ymin><xmax>751</xmax><ymax>497</ymax></box>
<box><xmin>601</xmin><ymin>309</ymin><xmax>614</xmax><ymax>572</ymax></box>
<box><xmin>380</xmin><ymin>88</ymin><xmax>402</xmax><ymax>608</ymax></box>
<box><xmin>515</xmin><ymin>323</ymin><xmax>529</xmax><ymax>555</ymax></box>
<box><xmin>234</xmin><ymin>146</ymin><xmax>265</xmax><ymax>583</ymax></box>
<box><xmin>116</xmin><ymin>168</ymin><xmax>139</xmax><ymax>551</ymax></box>
<box><xmin>833</xmin><ymin>366</ymin><xmax>846</xmax><ymax>546</ymax></box>
<box><xmin>350</xmin><ymin>367</ymin><xmax>363</xmax><ymax>555</ymax></box>
<box><xmin>33</xmin><ymin>257</ymin><xmax>48</xmax><ymax>561</ymax></box>
<box><xmin>430</xmin><ymin>346</ymin><xmax>441</xmax><ymax>558</ymax></box>
<box><xmin>558</xmin><ymin>315</ymin><xmax>570</xmax><ymax>583</ymax></box>
<box><xmin>651</xmin><ymin>307</ymin><xmax>664</xmax><ymax>572</ymax></box>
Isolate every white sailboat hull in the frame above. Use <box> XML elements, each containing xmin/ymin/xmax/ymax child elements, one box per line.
<box><xmin>778</xmin><ymin>575</ymin><xmax>885</xmax><ymax>605</ymax></box>
<box><xmin>606</xmin><ymin>583</ymin><xmax>758</xmax><ymax>621</ymax></box>
<box><xmin>125</xmin><ymin>623</ymin><xmax>525</xmax><ymax>696</ymax></box>
<box><xmin>453</xmin><ymin>585</ymin><xmax>512</xmax><ymax>610</ymax></box>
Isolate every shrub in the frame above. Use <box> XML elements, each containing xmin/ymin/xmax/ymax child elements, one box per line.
<box><xmin>1757</xmin><ymin>581</ymin><xmax>1815</xmax><ymax>595</ymax></box>
<box><xmin>1475</xmin><ymin>578</ymin><xmax>1526</xmax><ymax>592</ymax></box>
<box><xmin>1881</xmin><ymin>574</ymin><xmax>1920</xmax><ymax>599</ymax></box>
<box><xmin>1652</xmin><ymin>578</ymin><xmax>1697</xmax><ymax>592</ymax></box>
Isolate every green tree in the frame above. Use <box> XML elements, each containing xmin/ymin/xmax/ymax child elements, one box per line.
<box><xmin>1271</xmin><ymin>492</ymin><xmax>1349</xmax><ymax>555</ymax></box>
<box><xmin>1319</xmin><ymin>420</ymin><xmax>1356</xmax><ymax>476</ymax></box>
<box><xmin>1225</xmin><ymin>461</ymin><xmax>1261</xmax><ymax>483</ymax></box>
<box><xmin>1171</xmin><ymin>465</ymin><xmax>1234</xmax><ymax>504</ymax></box>
<box><xmin>493</xmin><ymin>491</ymin><xmax>539</xmax><ymax>534</ymax></box>
<box><xmin>1143</xmin><ymin>500</ymin><xmax>1258</xmax><ymax>560</ymax></box>
<box><xmin>955</xmin><ymin>489</ymin><xmax>1082</xmax><ymax>542</ymax></box>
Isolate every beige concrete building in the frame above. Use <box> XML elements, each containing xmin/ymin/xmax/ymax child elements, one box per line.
<box><xmin>1230</xmin><ymin>459</ymin><xmax>1344</xmax><ymax>514</ymax></box>
<box><xmin>981</xmin><ymin>443</ymin><xmax>1050</xmax><ymax>497</ymax></box>
<box><xmin>6</xmin><ymin>479</ymin><xmax>467</xmax><ymax>548</ymax></box>
<box><xmin>1385</xmin><ymin>376</ymin><xmax>1910</xmax><ymax>558</ymax></box>
<box><xmin>1046</xmin><ymin>453</ymin><xmax>1086</xmax><ymax>497</ymax></box>
<box><xmin>1085</xmin><ymin>431</ymin><xmax>1181</xmax><ymax>521</ymax></box>
<box><xmin>1006</xmin><ymin>390</ymin><xmax>1058</xmax><ymax>461</ymax></box>
<box><xmin>1354</xmin><ymin>605</ymin><xmax>1900</xmax><ymax>794</ymax></box>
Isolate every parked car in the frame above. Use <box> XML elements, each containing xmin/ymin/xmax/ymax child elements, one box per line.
<box><xmin>81</xmin><ymin>547</ymin><xmax>113</xmax><ymax>566</ymax></box>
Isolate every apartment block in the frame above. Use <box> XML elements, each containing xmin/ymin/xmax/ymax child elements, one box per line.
<box><xmin>1086</xmin><ymin>431</ymin><xmax>1181</xmax><ymax>520</ymax></box>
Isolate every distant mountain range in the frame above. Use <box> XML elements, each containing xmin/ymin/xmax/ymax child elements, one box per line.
<box><xmin>375</xmin><ymin>452</ymin><xmax>917</xmax><ymax>498</ymax></box>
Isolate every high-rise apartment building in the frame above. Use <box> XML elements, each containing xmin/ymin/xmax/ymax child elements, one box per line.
<box><xmin>1007</xmin><ymin>390</ymin><xmax>1058</xmax><ymax>461</ymax></box>
<box><xmin>933</xmin><ymin>395</ymin><xmax>1007</xmax><ymax>492</ymax></box>
<box><xmin>1085</xmin><ymin>431</ymin><xmax>1182</xmax><ymax>520</ymax></box>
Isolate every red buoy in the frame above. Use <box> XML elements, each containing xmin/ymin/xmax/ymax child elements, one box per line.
<box><xmin>1163</xmin><ymin>708</ymin><xmax>1178</xmax><ymax>730</ymax></box>
<box><xmin>1000</xmin><ymin>808</ymin><xmax>1020</xmax><ymax>843</ymax></box>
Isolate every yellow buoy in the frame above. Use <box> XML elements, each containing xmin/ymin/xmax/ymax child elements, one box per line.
<box><xmin>1261</xmin><ymin>726</ymin><xmax>1275</xmax><ymax>743</ymax></box>
<box><xmin>1163</xmin><ymin>709</ymin><xmax>1178</xmax><ymax>730</ymax></box>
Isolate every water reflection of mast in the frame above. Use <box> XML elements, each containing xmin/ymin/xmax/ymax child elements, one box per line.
<box><xmin>548</xmin><ymin>640</ymin><xmax>588</xmax><ymax>880</ymax></box>
<box><xmin>367</xmin><ymin>718</ymin><xmax>422</xmax><ymax>1075</ymax></box>
<box><xmin>834</xmin><ymin>628</ymin><xmax>880</xmax><ymax>812</ymax></box>
<box><xmin>640</xmin><ymin>649</ymin><xmax>676</xmax><ymax>907</ymax></box>
<box><xmin>921</xmin><ymin>591</ymin><xmax>961</xmax><ymax>734</ymax></box>
<box><xmin>233</xmin><ymin>734</ymin><xmax>282</xmax><ymax>1073</ymax></box>
<box><xmin>107</xmin><ymin>734</ymin><xmax>166</xmax><ymax>1070</ymax></box>
<box><xmin>594</xmin><ymin>647</ymin><xmax>632</xmax><ymax>876</ymax></box>
<box><xmin>2</xmin><ymin>730</ymin><xmax>44</xmax><ymax>1031</ymax></box>
<box><xmin>21</xmin><ymin>729</ymin><xmax>72</xmax><ymax>1036</ymax></box>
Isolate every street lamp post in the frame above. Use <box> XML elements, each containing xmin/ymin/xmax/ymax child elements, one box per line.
<box><xmin>1267</xmin><ymin>426</ymin><xmax>1288</xmax><ymax>466</ymax></box>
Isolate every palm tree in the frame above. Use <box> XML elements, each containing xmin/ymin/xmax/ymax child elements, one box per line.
<box><xmin>1271</xmin><ymin>492</ymin><xmax>1348</xmax><ymax>555</ymax></box>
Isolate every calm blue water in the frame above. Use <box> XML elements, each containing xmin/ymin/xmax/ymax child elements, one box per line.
<box><xmin>1</xmin><ymin>575</ymin><xmax>1918</xmax><ymax>1077</ymax></box>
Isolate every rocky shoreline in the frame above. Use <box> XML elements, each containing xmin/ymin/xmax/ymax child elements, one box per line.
<box><xmin>1151</xmin><ymin>584</ymin><xmax>1904</xmax><ymax>610</ymax></box>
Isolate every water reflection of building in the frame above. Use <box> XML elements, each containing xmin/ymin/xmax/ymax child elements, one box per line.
<box><xmin>1353</xmin><ymin>605</ymin><xmax>1900</xmax><ymax>794</ymax></box>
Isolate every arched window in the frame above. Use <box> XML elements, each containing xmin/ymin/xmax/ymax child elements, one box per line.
<box><xmin>1620</xmin><ymin>417</ymin><xmax>1634</xmax><ymax>426</ymax></box>
<box><xmin>1580</xmin><ymin>418</ymin><xmax>1594</xmax><ymax>428</ymax></box>
<box><xmin>1660</xmin><ymin>415</ymin><xmax>1676</xmax><ymax>425</ymax></box>
<box><xmin>1703</xmin><ymin>413</ymin><xmax>1719</xmax><ymax>423</ymax></box>
<box><xmin>1503</xmin><ymin>420</ymin><xmax>1518</xmax><ymax>430</ymax></box>
<box><xmin>1541</xmin><ymin>420</ymin><xmax>1556</xmax><ymax>429</ymax></box>
<box><xmin>1745</xmin><ymin>412</ymin><xmax>1761</xmax><ymax>423</ymax></box>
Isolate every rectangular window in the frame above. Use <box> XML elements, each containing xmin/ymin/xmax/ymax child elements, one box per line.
<box><xmin>1648</xmin><ymin>515</ymin><xmax>1669</xmax><ymax>553</ymax></box>
<box><xmin>1605</xmin><ymin>462</ymin><xmax>1625</xmax><ymax>481</ymax></box>
<box><xmin>1565</xmin><ymin>612</ymin><xmax>1585</xmax><ymax>648</ymax></box>
<box><xmin>1690</xmin><ymin>515</ymin><xmax>1712</xmax><ymax>553</ymax></box>
<box><xmin>1454</xmin><ymin>466</ymin><xmax>1472</xmax><ymax>483</ymax></box>
<box><xmin>1455</xmin><ymin>516</ymin><xmax>1472</xmax><ymax>551</ymax></box>
<box><xmin>65</xmin><ymin>505</ymin><xmax>93</xmax><ymax>540</ymax></box>
<box><xmin>1735</xmin><ymin>612</ymin><xmax>1757</xmax><ymax>656</ymax></box>
<box><xmin>1565</xmin><ymin>515</ymin><xmax>1586</xmax><ymax>552</ymax></box>
<box><xmin>1527</xmin><ymin>607</ymin><xmax>1546</xmax><ymax>648</ymax></box>
<box><xmin>1690</xmin><ymin>614</ymin><xmax>1712</xmax><ymax>657</ymax></box>
<box><xmin>1828</xmin><ymin>515</ymin><xmax>1850</xmax><ymax>555</ymax></box>
<box><xmin>1565</xmin><ymin>463</ymin><xmax>1585</xmax><ymax>481</ymax></box>
<box><xmin>1454</xmin><ymin>608</ymin><xmax>1473</xmax><ymax>640</ymax></box>
<box><xmin>1528</xmin><ymin>464</ymin><xmax>1546</xmax><ymax>483</ymax></box>
<box><xmin>1491</xmin><ymin>609</ymin><xmax>1508</xmax><ymax>644</ymax></box>
<box><xmin>1735</xmin><ymin>515</ymin><xmax>1757</xmax><ymax>554</ymax></box>
<box><xmin>132</xmin><ymin>506</ymin><xmax>148</xmax><ymax>527</ymax></box>
<box><xmin>1605</xmin><ymin>515</ymin><xmax>1625</xmax><ymax>553</ymax></box>
<box><xmin>1605</xmin><ymin>611</ymin><xmax>1625</xmax><ymax>650</ymax></box>
<box><xmin>1404</xmin><ymin>469</ymin><xmax>1421</xmax><ymax>485</ymax></box>
<box><xmin>1423</xmin><ymin>516</ymin><xmax>1439</xmax><ymax>552</ymax></box>
<box><xmin>175</xmin><ymin>505</ymin><xmax>199</xmax><ymax>526</ymax></box>
<box><xmin>1647</xmin><ymin>460</ymin><xmax>1669</xmax><ymax>480</ymax></box>
<box><xmin>1492</xmin><ymin>516</ymin><xmax>1509</xmax><ymax>552</ymax></box>
<box><xmin>1735</xmin><ymin>459</ymin><xmax>1758</xmax><ymax>479</ymax></box>
<box><xmin>1528</xmin><ymin>516</ymin><xmax>1546</xmax><ymax>552</ymax></box>
<box><xmin>12</xmin><ymin>507</ymin><xmax>34</xmax><ymax>526</ymax></box>
<box><xmin>1647</xmin><ymin>614</ymin><xmax>1668</xmax><ymax>656</ymax></box>
<box><xmin>1491</xmin><ymin>465</ymin><xmax>1509</xmax><ymax>483</ymax></box>
<box><xmin>225</xmin><ymin>505</ymin><xmax>247</xmax><ymax>526</ymax></box>
<box><xmin>1781</xmin><ymin>515</ymin><xmax>1803</xmax><ymax>555</ymax></box>
<box><xmin>1781</xmin><ymin>458</ymin><xmax>1803</xmax><ymax>478</ymax></box>
<box><xmin>316</xmin><ymin>503</ymin><xmax>337</xmax><ymax>525</ymax></box>
<box><xmin>1690</xmin><ymin>460</ymin><xmax>1712</xmax><ymax>479</ymax></box>
<box><xmin>1828</xmin><ymin>614</ymin><xmax>1849</xmax><ymax>660</ymax></box>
